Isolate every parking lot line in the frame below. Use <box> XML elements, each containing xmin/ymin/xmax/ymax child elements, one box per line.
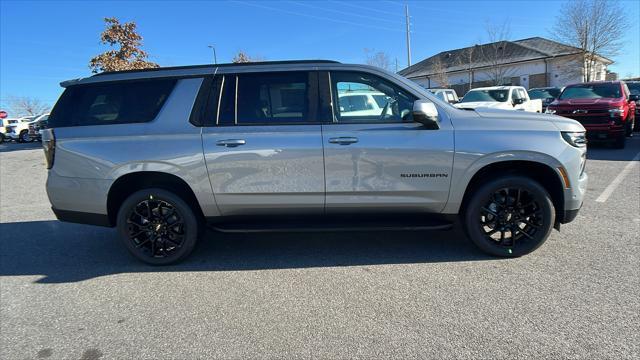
<box><xmin>595</xmin><ymin>151</ymin><xmax>640</xmax><ymax>203</ymax></box>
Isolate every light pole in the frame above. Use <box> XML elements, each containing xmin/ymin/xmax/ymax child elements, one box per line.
<box><xmin>207</xmin><ymin>45</ymin><xmax>217</xmax><ymax>64</ymax></box>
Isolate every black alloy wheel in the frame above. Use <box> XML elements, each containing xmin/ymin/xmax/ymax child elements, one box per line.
<box><xmin>117</xmin><ymin>189</ymin><xmax>199</xmax><ymax>265</ymax></box>
<box><xmin>464</xmin><ymin>176</ymin><xmax>555</xmax><ymax>257</ymax></box>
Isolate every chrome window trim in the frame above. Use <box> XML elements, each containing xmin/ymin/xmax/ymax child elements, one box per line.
<box><xmin>215</xmin><ymin>75</ymin><xmax>225</xmax><ymax>126</ymax></box>
<box><xmin>234</xmin><ymin>76</ymin><xmax>239</xmax><ymax>125</ymax></box>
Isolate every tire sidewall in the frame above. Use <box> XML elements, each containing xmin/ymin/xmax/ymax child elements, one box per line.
<box><xmin>464</xmin><ymin>176</ymin><xmax>555</xmax><ymax>257</ymax></box>
<box><xmin>117</xmin><ymin>188</ymin><xmax>199</xmax><ymax>265</ymax></box>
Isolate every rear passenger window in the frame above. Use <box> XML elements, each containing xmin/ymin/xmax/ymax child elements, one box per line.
<box><xmin>235</xmin><ymin>72</ymin><xmax>316</xmax><ymax>125</ymax></box>
<box><xmin>49</xmin><ymin>79</ymin><xmax>176</xmax><ymax>128</ymax></box>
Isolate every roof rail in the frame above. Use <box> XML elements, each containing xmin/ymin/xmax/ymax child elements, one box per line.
<box><xmin>93</xmin><ymin>60</ymin><xmax>341</xmax><ymax>76</ymax></box>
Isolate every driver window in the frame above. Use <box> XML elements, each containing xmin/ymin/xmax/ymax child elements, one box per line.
<box><xmin>331</xmin><ymin>72</ymin><xmax>416</xmax><ymax>123</ymax></box>
<box><xmin>511</xmin><ymin>89</ymin><xmax>521</xmax><ymax>100</ymax></box>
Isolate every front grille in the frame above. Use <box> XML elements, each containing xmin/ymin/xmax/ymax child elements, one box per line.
<box><xmin>559</xmin><ymin>114</ymin><xmax>609</xmax><ymax>125</ymax></box>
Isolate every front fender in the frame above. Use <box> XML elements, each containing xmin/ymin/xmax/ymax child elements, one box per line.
<box><xmin>443</xmin><ymin>150</ymin><xmax>565</xmax><ymax>214</ymax></box>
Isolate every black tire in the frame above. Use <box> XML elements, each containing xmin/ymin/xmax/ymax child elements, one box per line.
<box><xmin>117</xmin><ymin>188</ymin><xmax>200</xmax><ymax>265</ymax></box>
<box><xmin>0</xmin><ymin>133</ymin><xmax>4</xmax><ymax>144</ymax></box>
<box><xmin>626</xmin><ymin>117</ymin><xmax>634</xmax><ymax>137</ymax></box>
<box><xmin>18</xmin><ymin>130</ymin><xmax>32</xmax><ymax>143</ymax></box>
<box><xmin>613</xmin><ymin>134</ymin><xmax>626</xmax><ymax>149</ymax></box>
<box><xmin>463</xmin><ymin>176</ymin><xmax>555</xmax><ymax>257</ymax></box>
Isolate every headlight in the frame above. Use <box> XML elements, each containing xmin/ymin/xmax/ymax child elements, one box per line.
<box><xmin>545</xmin><ymin>108</ymin><xmax>557</xmax><ymax>114</ymax></box>
<box><xmin>561</xmin><ymin>131</ymin><xmax>587</xmax><ymax>148</ymax></box>
<box><xmin>608</xmin><ymin>107</ymin><xmax>624</xmax><ymax>117</ymax></box>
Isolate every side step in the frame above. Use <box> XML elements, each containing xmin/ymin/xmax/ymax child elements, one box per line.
<box><xmin>208</xmin><ymin>217</ymin><xmax>453</xmax><ymax>233</ymax></box>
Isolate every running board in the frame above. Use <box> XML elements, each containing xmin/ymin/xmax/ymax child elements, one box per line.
<box><xmin>209</xmin><ymin>218</ymin><xmax>453</xmax><ymax>233</ymax></box>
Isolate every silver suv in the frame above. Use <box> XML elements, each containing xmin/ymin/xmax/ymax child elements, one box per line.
<box><xmin>43</xmin><ymin>60</ymin><xmax>588</xmax><ymax>264</ymax></box>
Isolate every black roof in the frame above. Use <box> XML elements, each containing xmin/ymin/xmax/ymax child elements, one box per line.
<box><xmin>93</xmin><ymin>60</ymin><xmax>340</xmax><ymax>77</ymax></box>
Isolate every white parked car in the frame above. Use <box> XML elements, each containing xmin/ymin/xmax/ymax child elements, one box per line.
<box><xmin>338</xmin><ymin>91</ymin><xmax>392</xmax><ymax>116</ymax></box>
<box><xmin>3</xmin><ymin>116</ymin><xmax>36</xmax><ymax>143</ymax></box>
<box><xmin>427</xmin><ymin>88</ymin><xmax>459</xmax><ymax>104</ymax></box>
<box><xmin>0</xmin><ymin>118</ymin><xmax>20</xmax><ymax>143</ymax></box>
<box><xmin>455</xmin><ymin>86</ymin><xmax>542</xmax><ymax>113</ymax></box>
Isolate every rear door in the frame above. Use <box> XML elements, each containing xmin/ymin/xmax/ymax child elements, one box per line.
<box><xmin>321</xmin><ymin>71</ymin><xmax>454</xmax><ymax>214</ymax></box>
<box><xmin>201</xmin><ymin>71</ymin><xmax>326</xmax><ymax>216</ymax></box>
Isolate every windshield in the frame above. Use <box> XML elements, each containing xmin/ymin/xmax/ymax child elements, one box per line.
<box><xmin>627</xmin><ymin>83</ymin><xmax>640</xmax><ymax>95</ymax></box>
<box><xmin>460</xmin><ymin>90</ymin><xmax>509</xmax><ymax>103</ymax></box>
<box><xmin>559</xmin><ymin>83</ymin><xmax>621</xmax><ymax>99</ymax></box>
<box><xmin>529</xmin><ymin>88</ymin><xmax>560</xmax><ymax>99</ymax></box>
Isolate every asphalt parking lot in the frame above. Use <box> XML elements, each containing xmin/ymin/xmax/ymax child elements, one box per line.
<box><xmin>1</xmin><ymin>138</ymin><xmax>638</xmax><ymax>359</ymax></box>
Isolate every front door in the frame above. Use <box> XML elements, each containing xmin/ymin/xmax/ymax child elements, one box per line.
<box><xmin>322</xmin><ymin>71</ymin><xmax>454</xmax><ymax>214</ymax></box>
<box><xmin>201</xmin><ymin>71</ymin><xmax>325</xmax><ymax>216</ymax></box>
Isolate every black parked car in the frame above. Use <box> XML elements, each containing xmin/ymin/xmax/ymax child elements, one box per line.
<box><xmin>528</xmin><ymin>87</ymin><xmax>562</xmax><ymax>112</ymax></box>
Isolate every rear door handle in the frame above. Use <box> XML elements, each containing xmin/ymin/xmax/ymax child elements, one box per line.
<box><xmin>216</xmin><ymin>139</ymin><xmax>246</xmax><ymax>147</ymax></box>
<box><xmin>328</xmin><ymin>137</ymin><xmax>358</xmax><ymax>145</ymax></box>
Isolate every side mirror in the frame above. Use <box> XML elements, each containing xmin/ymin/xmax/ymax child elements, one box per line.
<box><xmin>413</xmin><ymin>100</ymin><xmax>439</xmax><ymax>130</ymax></box>
<box><xmin>513</xmin><ymin>98</ymin><xmax>525</xmax><ymax>105</ymax></box>
<box><xmin>629</xmin><ymin>94</ymin><xmax>640</xmax><ymax>102</ymax></box>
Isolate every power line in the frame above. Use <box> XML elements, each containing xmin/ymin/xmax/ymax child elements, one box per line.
<box><xmin>287</xmin><ymin>0</ymin><xmax>404</xmax><ymax>25</ymax></box>
<box><xmin>231</xmin><ymin>0</ymin><xmax>404</xmax><ymax>33</ymax></box>
<box><xmin>329</xmin><ymin>0</ymin><xmax>405</xmax><ymax>17</ymax></box>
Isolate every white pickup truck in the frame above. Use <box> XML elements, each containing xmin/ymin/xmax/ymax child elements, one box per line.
<box><xmin>455</xmin><ymin>86</ymin><xmax>542</xmax><ymax>113</ymax></box>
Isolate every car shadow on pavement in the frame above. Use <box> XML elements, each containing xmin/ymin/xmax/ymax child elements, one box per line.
<box><xmin>0</xmin><ymin>141</ymin><xmax>43</xmax><ymax>153</ymax></box>
<box><xmin>0</xmin><ymin>220</ymin><xmax>495</xmax><ymax>284</ymax></box>
<box><xmin>586</xmin><ymin>136</ymin><xmax>640</xmax><ymax>161</ymax></box>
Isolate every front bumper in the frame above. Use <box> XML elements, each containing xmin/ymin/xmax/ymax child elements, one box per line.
<box><xmin>584</xmin><ymin>124</ymin><xmax>625</xmax><ymax>141</ymax></box>
<box><xmin>560</xmin><ymin>169</ymin><xmax>587</xmax><ymax>224</ymax></box>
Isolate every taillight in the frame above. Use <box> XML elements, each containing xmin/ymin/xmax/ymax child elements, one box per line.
<box><xmin>42</xmin><ymin>129</ymin><xmax>55</xmax><ymax>169</ymax></box>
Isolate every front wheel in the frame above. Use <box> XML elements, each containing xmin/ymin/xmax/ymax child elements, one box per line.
<box><xmin>463</xmin><ymin>176</ymin><xmax>555</xmax><ymax>257</ymax></box>
<box><xmin>18</xmin><ymin>130</ymin><xmax>32</xmax><ymax>143</ymax></box>
<box><xmin>117</xmin><ymin>188</ymin><xmax>200</xmax><ymax>265</ymax></box>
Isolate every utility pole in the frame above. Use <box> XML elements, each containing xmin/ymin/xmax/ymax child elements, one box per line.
<box><xmin>207</xmin><ymin>45</ymin><xmax>217</xmax><ymax>64</ymax></box>
<box><xmin>395</xmin><ymin>57</ymin><xmax>398</xmax><ymax>73</ymax></box>
<box><xmin>405</xmin><ymin>4</ymin><xmax>411</xmax><ymax>67</ymax></box>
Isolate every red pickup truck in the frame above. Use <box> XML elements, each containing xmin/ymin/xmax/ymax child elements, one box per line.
<box><xmin>546</xmin><ymin>81</ymin><xmax>637</xmax><ymax>148</ymax></box>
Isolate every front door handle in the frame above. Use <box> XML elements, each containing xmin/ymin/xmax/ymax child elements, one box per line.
<box><xmin>216</xmin><ymin>139</ymin><xmax>246</xmax><ymax>147</ymax></box>
<box><xmin>328</xmin><ymin>137</ymin><xmax>358</xmax><ymax>145</ymax></box>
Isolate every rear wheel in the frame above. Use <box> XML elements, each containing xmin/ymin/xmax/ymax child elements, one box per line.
<box><xmin>117</xmin><ymin>188</ymin><xmax>200</xmax><ymax>265</ymax></box>
<box><xmin>463</xmin><ymin>176</ymin><xmax>555</xmax><ymax>257</ymax></box>
<box><xmin>0</xmin><ymin>133</ymin><xmax>4</xmax><ymax>144</ymax></box>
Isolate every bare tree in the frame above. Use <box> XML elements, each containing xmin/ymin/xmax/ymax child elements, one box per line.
<box><xmin>364</xmin><ymin>48</ymin><xmax>391</xmax><ymax>71</ymax></box>
<box><xmin>232</xmin><ymin>50</ymin><xmax>264</xmax><ymax>63</ymax></box>
<box><xmin>453</xmin><ymin>45</ymin><xmax>477</xmax><ymax>92</ymax></box>
<box><xmin>89</xmin><ymin>17</ymin><xmax>158</xmax><ymax>73</ymax></box>
<box><xmin>552</xmin><ymin>0</ymin><xmax>627</xmax><ymax>82</ymax></box>
<box><xmin>430</xmin><ymin>56</ymin><xmax>449</xmax><ymax>88</ymax></box>
<box><xmin>7</xmin><ymin>96</ymin><xmax>50</xmax><ymax>117</ymax></box>
<box><xmin>477</xmin><ymin>21</ymin><xmax>513</xmax><ymax>86</ymax></box>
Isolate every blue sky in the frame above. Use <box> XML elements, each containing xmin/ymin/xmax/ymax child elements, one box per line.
<box><xmin>1</xmin><ymin>0</ymin><xmax>639</xmax><ymax>112</ymax></box>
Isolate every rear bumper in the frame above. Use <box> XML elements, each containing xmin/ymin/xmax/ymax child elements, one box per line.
<box><xmin>52</xmin><ymin>208</ymin><xmax>113</xmax><ymax>227</ymax></box>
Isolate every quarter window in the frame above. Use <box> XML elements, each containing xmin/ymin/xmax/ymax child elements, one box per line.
<box><xmin>49</xmin><ymin>79</ymin><xmax>176</xmax><ymax>128</ymax></box>
<box><xmin>331</xmin><ymin>72</ymin><xmax>416</xmax><ymax>123</ymax></box>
